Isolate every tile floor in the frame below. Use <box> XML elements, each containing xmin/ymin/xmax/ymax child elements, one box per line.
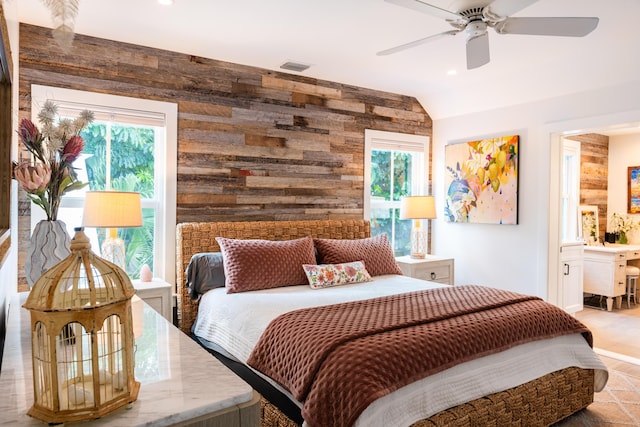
<box><xmin>575</xmin><ymin>296</ymin><xmax>640</xmax><ymax>360</ymax></box>
<box><xmin>556</xmin><ymin>355</ymin><xmax>640</xmax><ymax>426</ymax></box>
<box><xmin>555</xmin><ymin>295</ymin><xmax>640</xmax><ymax>425</ymax></box>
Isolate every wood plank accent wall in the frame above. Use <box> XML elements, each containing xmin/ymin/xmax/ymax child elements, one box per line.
<box><xmin>17</xmin><ymin>23</ymin><xmax>432</xmax><ymax>287</ymax></box>
<box><xmin>567</xmin><ymin>133</ymin><xmax>609</xmax><ymax>240</ymax></box>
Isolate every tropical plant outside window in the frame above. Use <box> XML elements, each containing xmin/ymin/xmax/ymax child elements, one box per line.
<box><xmin>79</xmin><ymin>121</ymin><xmax>156</xmax><ymax>279</ymax></box>
<box><xmin>370</xmin><ymin>149</ymin><xmax>414</xmax><ymax>255</ymax></box>
<box><xmin>365</xmin><ymin>130</ymin><xmax>429</xmax><ymax>256</ymax></box>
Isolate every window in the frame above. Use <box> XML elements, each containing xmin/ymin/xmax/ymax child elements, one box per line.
<box><xmin>31</xmin><ymin>85</ymin><xmax>177</xmax><ymax>283</ymax></box>
<box><xmin>561</xmin><ymin>138</ymin><xmax>580</xmax><ymax>242</ymax></box>
<box><xmin>364</xmin><ymin>130</ymin><xmax>430</xmax><ymax>256</ymax></box>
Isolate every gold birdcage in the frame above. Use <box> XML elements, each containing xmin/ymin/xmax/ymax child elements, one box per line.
<box><xmin>23</xmin><ymin>228</ymin><xmax>140</xmax><ymax>424</ymax></box>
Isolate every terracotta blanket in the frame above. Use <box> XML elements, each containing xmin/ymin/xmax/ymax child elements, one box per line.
<box><xmin>247</xmin><ymin>285</ymin><xmax>592</xmax><ymax>427</ymax></box>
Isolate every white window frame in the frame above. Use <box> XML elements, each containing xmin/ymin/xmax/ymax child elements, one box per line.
<box><xmin>364</xmin><ymin>129</ymin><xmax>430</xmax><ymax>250</ymax></box>
<box><xmin>560</xmin><ymin>138</ymin><xmax>581</xmax><ymax>242</ymax></box>
<box><xmin>30</xmin><ymin>85</ymin><xmax>178</xmax><ymax>285</ymax></box>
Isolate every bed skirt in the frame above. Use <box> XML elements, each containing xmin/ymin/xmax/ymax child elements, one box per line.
<box><xmin>260</xmin><ymin>367</ymin><xmax>594</xmax><ymax>427</ymax></box>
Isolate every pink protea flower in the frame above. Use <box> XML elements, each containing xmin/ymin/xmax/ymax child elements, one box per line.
<box><xmin>16</xmin><ymin>102</ymin><xmax>93</xmax><ymax>220</ymax></box>
<box><xmin>13</xmin><ymin>162</ymin><xmax>51</xmax><ymax>194</ymax></box>
<box><xmin>62</xmin><ymin>135</ymin><xmax>84</xmax><ymax>162</ymax></box>
<box><xmin>18</xmin><ymin>118</ymin><xmax>39</xmax><ymax>144</ymax></box>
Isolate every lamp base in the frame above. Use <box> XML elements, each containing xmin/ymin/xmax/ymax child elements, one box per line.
<box><xmin>101</xmin><ymin>228</ymin><xmax>126</xmax><ymax>271</ymax></box>
<box><xmin>410</xmin><ymin>220</ymin><xmax>427</xmax><ymax>259</ymax></box>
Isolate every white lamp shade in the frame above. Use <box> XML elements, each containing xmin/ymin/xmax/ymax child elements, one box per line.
<box><xmin>83</xmin><ymin>191</ymin><xmax>143</xmax><ymax>228</ymax></box>
<box><xmin>399</xmin><ymin>196</ymin><xmax>436</xmax><ymax>220</ymax></box>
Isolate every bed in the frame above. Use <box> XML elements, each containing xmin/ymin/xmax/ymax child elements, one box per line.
<box><xmin>176</xmin><ymin>219</ymin><xmax>607</xmax><ymax>427</ymax></box>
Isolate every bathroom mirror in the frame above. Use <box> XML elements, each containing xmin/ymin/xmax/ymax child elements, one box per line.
<box><xmin>578</xmin><ymin>205</ymin><xmax>599</xmax><ymax>243</ymax></box>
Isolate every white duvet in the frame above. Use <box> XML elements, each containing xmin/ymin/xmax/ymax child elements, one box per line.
<box><xmin>192</xmin><ymin>275</ymin><xmax>608</xmax><ymax>427</ymax></box>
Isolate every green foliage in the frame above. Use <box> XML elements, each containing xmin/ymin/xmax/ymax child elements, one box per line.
<box><xmin>370</xmin><ymin>208</ymin><xmax>412</xmax><ymax>255</ymax></box>
<box><xmin>371</xmin><ymin>150</ymin><xmax>391</xmax><ymax>198</ymax></box>
<box><xmin>369</xmin><ymin>149</ymin><xmax>417</xmax><ymax>256</ymax></box>
<box><xmin>82</xmin><ymin>123</ymin><xmax>155</xmax><ymax>196</ymax></box>
<box><xmin>370</xmin><ymin>149</ymin><xmax>413</xmax><ymax>201</ymax></box>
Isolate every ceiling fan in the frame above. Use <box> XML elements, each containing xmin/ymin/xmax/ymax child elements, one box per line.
<box><xmin>378</xmin><ymin>0</ymin><xmax>599</xmax><ymax>70</ymax></box>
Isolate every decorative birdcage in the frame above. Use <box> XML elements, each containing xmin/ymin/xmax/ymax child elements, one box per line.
<box><xmin>23</xmin><ymin>227</ymin><xmax>140</xmax><ymax>424</ymax></box>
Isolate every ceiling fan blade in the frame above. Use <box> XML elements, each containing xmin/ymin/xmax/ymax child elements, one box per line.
<box><xmin>466</xmin><ymin>32</ymin><xmax>490</xmax><ymax>70</ymax></box>
<box><xmin>485</xmin><ymin>0</ymin><xmax>539</xmax><ymax>18</ymax></box>
<box><xmin>377</xmin><ymin>30</ymin><xmax>459</xmax><ymax>56</ymax></box>
<box><xmin>384</xmin><ymin>0</ymin><xmax>462</xmax><ymax>21</ymax></box>
<box><xmin>495</xmin><ymin>17</ymin><xmax>599</xmax><ymax>37</ymax></box>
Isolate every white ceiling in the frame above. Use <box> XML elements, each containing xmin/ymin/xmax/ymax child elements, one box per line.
<box><xmin>13</xmin><ymin>0</ymin><xmax>640</xmax><ymax>120</ymax></box>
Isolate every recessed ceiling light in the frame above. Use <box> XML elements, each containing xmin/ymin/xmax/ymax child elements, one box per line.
<box><xmin>158</xmin><ymin>0</ymin><xmax>174</xmax><ymax>5</ymax></box>
<box><xmin>447</xmin><ymin>69</ymin><xmax>457</xmax><ymax>76</ymax></box>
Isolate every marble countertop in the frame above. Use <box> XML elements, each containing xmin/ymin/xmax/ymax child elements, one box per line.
<box><xmin>603</xmin><ymin>243</ymin><xmax>640</xmax><ymax>250</ymax></box>
<box><xmin>583</xmin><ymin>244</ymin><xmax>636</xmax><ymax>253</ymax></box>
<box><xmin>0</xmin><ymin>293</ymin><xmax>255</xmax><ymax>426</ymax></box>
<box><xmin>584</xmin><ymin>243</ymin><xmax>640</xmax><ymax>252</ymax></box>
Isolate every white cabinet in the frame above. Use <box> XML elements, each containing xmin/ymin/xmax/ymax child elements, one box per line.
<box><xmin>395</xmin><ymin>255</ymin><xmax>454</xmax><ymax>285</ymax></box>
<box><xmin>132</xmin><ymin>278</ymin><xmax>173</xmax><ymax>321</ymax></box>
<box><xmin>627</xmin><ymin>247</ymin><xmax>640</xmax><ymax>261</ymax></box>
<box><xmin>559</xmin><ymin>242</ymin><xmax>584</xmax><ymax>314</ymax></box>
<box><xmin>583</xmin><ymin>247</ymin><xmax>627</xmax><ymax>311</ymax></box>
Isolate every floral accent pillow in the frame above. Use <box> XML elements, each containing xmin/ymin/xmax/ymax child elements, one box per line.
<box><xmin>302</xmin><ymin>261</ymin><xmax>372</xmax><ymax>289</ymax></box>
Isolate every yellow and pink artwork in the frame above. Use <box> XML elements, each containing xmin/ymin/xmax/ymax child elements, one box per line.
<box><xmin>445</xmin><ymin>135</ymin><xmax>518</xmax><ymax>224</ymax></box>
<box><xmin>628</xmin><ymin>166</ymin><xmax>640</xmax><ymax>214</ymax></box>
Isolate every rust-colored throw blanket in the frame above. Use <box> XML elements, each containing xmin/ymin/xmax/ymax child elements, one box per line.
<box><xmin>247</xmin><ymin>285</ymin><xmax>592</xmax><ymax>427</ymax></box>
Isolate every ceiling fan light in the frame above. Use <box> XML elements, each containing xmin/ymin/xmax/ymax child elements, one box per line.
<box><xmin>464</xmin><ymin>21</ymin><xmax>487</xmax><ymax>41</ymax></box>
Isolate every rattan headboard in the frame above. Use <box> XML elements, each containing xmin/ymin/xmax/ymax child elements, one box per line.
<box><xmin>175</xmin><ymin>219</ymin><xmax>370</xmax><ymax>334</ymax></box>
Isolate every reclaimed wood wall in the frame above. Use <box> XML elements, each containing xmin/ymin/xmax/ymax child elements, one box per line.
<box><xmin>567</xmin><ymin>133</ymin><xmax>609</xmax><ymax>239</ymax></box>
<box><xmin>17</xmin><ymin>23</ymin><xmax>432</xmax><ymax>288</ymax></box>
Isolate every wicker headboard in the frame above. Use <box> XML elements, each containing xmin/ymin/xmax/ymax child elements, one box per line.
<box><xmin>175</xmin><ymin>219</ymin><xmax>370</xmax><ymax>334</ymax></box>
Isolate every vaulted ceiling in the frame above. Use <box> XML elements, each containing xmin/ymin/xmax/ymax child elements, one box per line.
<box><xmin>14</xmin><ymin>0</ymin><xmax>640</xmax><ymax>120</ymax></box>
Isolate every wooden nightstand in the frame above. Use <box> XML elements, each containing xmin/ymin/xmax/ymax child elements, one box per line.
<box><xmin>132</xmin><ymin>278</ymin><xmax>173</xmax><ymax>321</ymax></box>
<box><xmin>395</xmin><ymin>255</ymin><xmax>455</xmax><ymax>285</ymax></box>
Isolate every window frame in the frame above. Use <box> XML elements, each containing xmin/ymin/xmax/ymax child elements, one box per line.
<box><xmin>560</xmin><ymin>138</ymin><xmax>581</xmax><ymax>242</ymax></box>
<box><xmin>30</xmin><ymin>85</ymin><xmax>177</xmax><ymax>284</ymax></box>
<box><xmin>364</xmin><ymin>129</ymin><xmax>430</xmax><ymax>253</ymax></box>
<box><xmin>0</xmin><ymin>5</ymin><xmax>12</xmax><ymax>269</ymax></box>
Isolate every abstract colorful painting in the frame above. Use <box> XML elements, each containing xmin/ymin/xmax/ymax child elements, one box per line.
<box><xmin>445</xmin><ymin>135</ymin><xmax>519</xmax><ymax>224</ymax></box>
<box><xmin>628</xmin><ymin>166</ymin><xmax>640</xmax><ymax>214</ymax></box>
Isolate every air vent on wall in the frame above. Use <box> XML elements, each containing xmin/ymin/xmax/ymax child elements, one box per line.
<box><xmin>280</xmin><ymin>61</ymin><xmax>311</xmax><ymax>72</ymax></box>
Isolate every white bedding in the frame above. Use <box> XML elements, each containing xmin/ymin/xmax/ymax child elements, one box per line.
<box><xmin>192</xmin><ymin>275</ymin><xmax>608</xmax><ymax>427</ymax></box>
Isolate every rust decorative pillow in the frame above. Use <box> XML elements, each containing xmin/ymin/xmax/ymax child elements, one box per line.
<box><xmin>216</xmin><ymin>236</ymin><xmax>316</xmax><ymax>293</ymax></box>
<box><xmin>313</xmin><ymin>234</ymin><xmax>403</xmax><ymax>277</ymax></box>
<box><xmin>303</xmin><ymin>261</ymin><xmax>372</xmax><ymax>289</ymax></box>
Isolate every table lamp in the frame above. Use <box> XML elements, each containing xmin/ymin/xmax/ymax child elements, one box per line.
<box><xmin>400</xmin><ymin>195</ymin><xmax>436</xmax><ymax>259</ymax></box>
<box><xmin>82</xmin><ymin>191</ymin><xmax>142</xmax><ymax>270</ymax></box>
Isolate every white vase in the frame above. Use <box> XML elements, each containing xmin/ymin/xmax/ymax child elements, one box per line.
<box><xmin>25</xmin><ymin>220</ymin><xmax>71</xmax><ymax>286</ymax></box>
